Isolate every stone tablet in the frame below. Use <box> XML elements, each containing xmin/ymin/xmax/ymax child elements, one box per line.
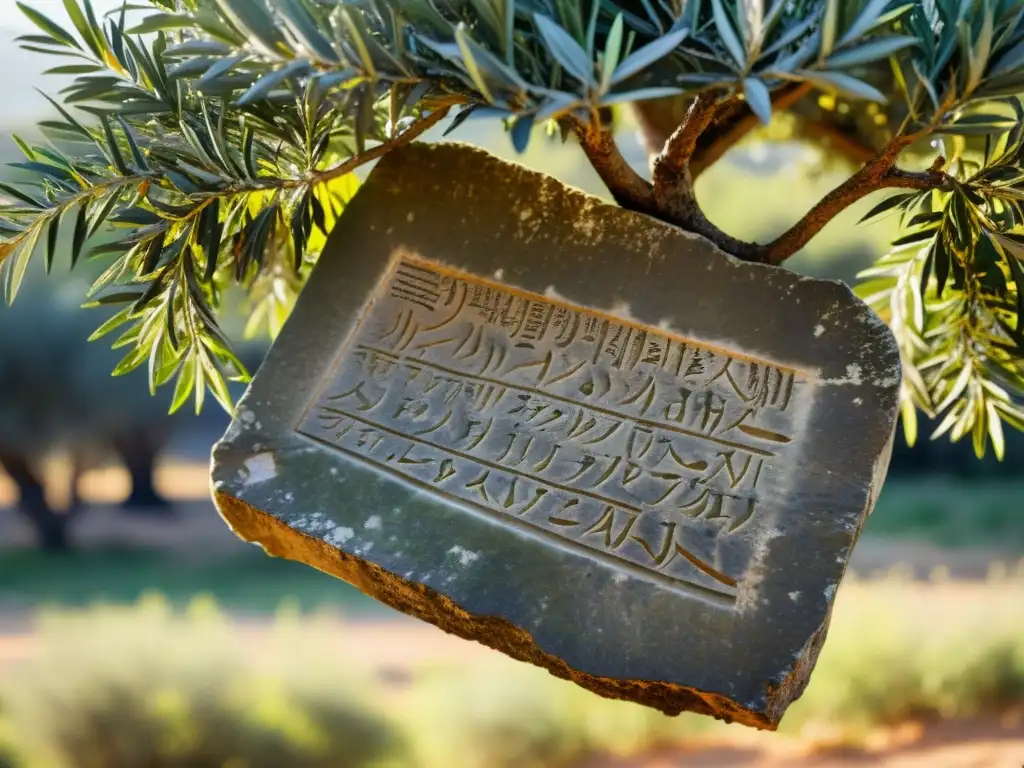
<box><xmin>211</xmin><ymin>142</ymin><xmax>901</xmax><ymax>729</ymax></box>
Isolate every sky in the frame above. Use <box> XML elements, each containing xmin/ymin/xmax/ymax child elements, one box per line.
<box><xmin>0</xmin><ymin>0</ymin><xmax>124</xmax><ymax>32</ymax></box>
<box><xmin>0</xmin><ymin>0</ymin><xmax>125</xmax><ymax>127</ymax></box>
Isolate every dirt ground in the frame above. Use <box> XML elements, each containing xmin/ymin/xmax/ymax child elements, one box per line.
<box><xmin>1</xmin><ymin>461</ymin><xmax>1023</xmax><ymax>767</ymax></box>
<box><xmin>618</xmin><ymin>720</ymin><xmax>1024</xmax><ymax>767</ymax></box>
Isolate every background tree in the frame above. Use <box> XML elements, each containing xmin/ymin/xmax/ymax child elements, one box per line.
<box><xmin>2</xmin><ymin>0</ymin><xmax>1024</xmax><ymax>461</ymax></box>
<box><xmin>0</xmin><ymin>264</ymin><xmax>180</xmax><ymax>550</ymax></box>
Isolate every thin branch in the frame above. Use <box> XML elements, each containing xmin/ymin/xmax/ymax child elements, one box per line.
<box><xmin>761</xmin><ymin>134</ymin><xmax>945</xmax><ymax>264</ymax></box>
<box><xmin>291</xmin><ymin>105</ymin><xmax>453</xmax><ymax>190</ymax></box>
<box><xmin>0</xmin><ymin>175</ymin><xmax>143</xmax><ymax>266</ymax></box>
<box><xmin>690</xmin><ymin>83</ymin><xmax>814</xmax><ymax>178</ymax></box>
<box><xmin>655</xmin><ymin>196</ymin><xmax>767</xmax><ymax>262</ymax></box>
<box><xmin>884</xmin><ymin>166</ymin><xmax>949</xmax><ymax>189</ymax></box>
<box><xmin>649</xmin><ymin>92</ymin><xmax>717</xmax><ymax>213</ymax></box>
<box><xmin>569</xmin><ymin>102</ymin><xmax>762</xmax><ymax>258</ymax></box>
<box><xmin>571</xmin><ymin>119</ymin><xmax>658</xmax><ymax>215</ymax></box>
<box><xmin>632</xmin><ymin>84</ymin><xmax>814</xmax><ymax>180</ymax></box>
<box><xmin>572</xmin><ymin>107</ymin><xmax>767</xmax><ymax>260</ymax></box>
<box><xmin>2</xmin><ymin>108</ymin><xmax>454</xmax><ymax>276</ymax></box>
<box><xmin>648</xmin><ymin>92</ymin><xmax>767</xmax><ymax>258</ymax></box>
<box><xmin>655</xmin><ymin>91</ymin><xmax>720</xmax><ymax>178</ymax></box>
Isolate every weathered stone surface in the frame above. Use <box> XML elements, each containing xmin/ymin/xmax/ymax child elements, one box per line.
<box><xmin>211</xmin><ymin>142</ymin><xmax>901</xmax><ymax>729</ymax></box>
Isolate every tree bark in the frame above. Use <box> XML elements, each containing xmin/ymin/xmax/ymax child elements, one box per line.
<box><xmin>112</xmin><ymin>429</ymin><xmax>173</xmax><ymax>513</ymax></box>
<box><xmin>632</xmin><ymin>90</ymin><xmax>882</xmax><ymax>177</ymax></box>
<box><xmin>578</xmin><ymin>96</ymin><xmax>949</xmax><ymax>266</ymax></box>
<box><xmin>757</xmin><ymin>137</ymin><xmax>940</xmax><ymax>264</ymax></box>
<box><xmin>1</xmin><ymin>453</ymin><xmax>73</xmax><ymax>552</ymax></box>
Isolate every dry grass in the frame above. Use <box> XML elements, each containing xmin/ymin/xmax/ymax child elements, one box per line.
<box><xmin>0</xmin><ymin>596</ymin><xmax>405</xmax><ymax>768</ymax></box>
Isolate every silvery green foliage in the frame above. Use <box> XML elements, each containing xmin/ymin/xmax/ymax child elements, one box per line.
<box><xmin>1</xmin><ymin>0</ymin><xmax>1024</xmax><ymax>459</ymax></box>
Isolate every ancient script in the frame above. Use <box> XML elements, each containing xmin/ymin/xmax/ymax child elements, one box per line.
<box><xmin>298</xmin><ymin>257</ymin><xmax>813</xmax><ymax>605</ymax></box>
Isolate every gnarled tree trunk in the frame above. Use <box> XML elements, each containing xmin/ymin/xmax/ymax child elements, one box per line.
<box><xmin>112</xmin><ymin>426</ymin><xmax>173</xmax><ymax>514</ymax></box>
<box><xmin>632</xmin><ymin>95</ymin><xmax>886</xmax><ymax>173</ymax></box>
<box><xmin>0</xmin><ymin>453</ymin><xmax>74</xmax><ymax>552</ymax></box>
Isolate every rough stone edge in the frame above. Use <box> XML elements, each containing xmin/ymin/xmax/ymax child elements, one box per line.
<box><xmin>761</xmin><ymin>414</ymin><xmax>899</xmax><ymax>722</ymax></box>
<box><xmin>213</xmin><ymin>489</ymin><xmax>781</xmax><ymax>730</ymax></box>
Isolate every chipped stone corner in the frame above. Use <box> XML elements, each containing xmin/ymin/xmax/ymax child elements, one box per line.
<box><xmin>241</xmin><ymin>452</ymin><xmax>278</xmax><ymax>485</ymax></box>
<box><xmin>211</xmin><ymin>490</ymin><xmax>785</xmax><ymax>731</ymax></box>
<box><xmin>765</xmin><ymin>605</ymin><xmax>833</xmax><ymax>725</ymax></box>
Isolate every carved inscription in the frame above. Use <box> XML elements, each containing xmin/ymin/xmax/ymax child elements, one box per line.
<box><xmin>298</xmin><ymin>258</ymin><xmax>811</xmax><ymax>604</ymax></box>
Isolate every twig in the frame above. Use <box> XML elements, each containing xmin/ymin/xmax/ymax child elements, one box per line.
<box><xmin>288</xmin><ymin>106</ymin><xmax>453</xmax><ymax>190</ymax></box>
<box><xmin>649</xmin><ymin>92</ymin><xmax>717</xmax><ymax>214</ymax></box>
<box><xmin>760</xmin><ymin>133</ymin><xmax>946</xmax><ymax>264</ymax></box>
<box><xmin>690</xmin><ymin>83</ymin><xmax>814</xmax><ymax>178</ymax></box>
<box><xmin>654</xmin><ymin>92</ymin><xmax>720</xmax><ymax>179</ymax></box>
<box><xmin>633</xmin><ymin>84</ymin><xmax>814</xmax><ymax>179</ymax></box>
<box><xmin>656</xmin><ymin>198</ymin><xmax>766</xmax><ymax>262</ymax></box>
<box><xmin>884</xmin><ymin>166</ymin><xmax>949</xmax><ymax>189</ymax></box>
<box><xmin>571</xmin><ymin>119</ymin><xmax>658</xmax><ymax>215</ymax></box>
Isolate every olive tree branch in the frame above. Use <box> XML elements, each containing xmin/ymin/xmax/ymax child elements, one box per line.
<box><xmin>647</xmin><ymin>92</ymin><xmax>768</xmax><ymax>260</ymax></box>
<box><xmin>278</xmin><ymin>105</ymin><xmax>454</xmax><ymax>191</ymax></box>
<box><xmin>570</xmin><ymin>118</ymin><xmax>659</xmax><ymax>216</ymax></box>
<box><xmin>690</xmin><ymin>83</ymin><xmax>814</xmax><ymax>178</ymax></box>
<box><xmin>3</xmin><ymin>107</ymin><xmax>452</xmax><ymax>273</ymax></box>
<box><xmin>653</xmin><ymin>91</ymin><xmax>721</xmax><ymax>180</ymax></box>
<box><xmin>0</xmin><ymin>175</ymin><xmax>144</xmax><ymax>266</ymax></box>
<box><xmin>759</xmin><ymin>135</ymin><xmax>948</xmax><ymax>264</ymax></box>
<box><xmin>570</xmin><ymin>96</ymin><xmax>763</xmax><ymax>258</ymax></box>
<box><xmin>574</xmin><ymin>92</ymin><xmax>950</xmax><ymax>267</ymax></box>
<box><xmin>632</xmin><ymin>84</ymin><xmax>814</xmax><ymax>180</ymax></box>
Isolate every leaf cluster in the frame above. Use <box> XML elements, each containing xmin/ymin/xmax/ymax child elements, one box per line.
<box><xmin>0</xmin><ymin>0</ymin><xmax>1022</xmax><ymax>460</ymax></box>
<box><xmin>4</xmin><ymin>0</ymin><xmax>373</xmax><ymax>413</ymax></box>
<box><xmin>857</xmin><ymin>108</ymin><xmax>1024</xmax><ymax>459</ymax></box>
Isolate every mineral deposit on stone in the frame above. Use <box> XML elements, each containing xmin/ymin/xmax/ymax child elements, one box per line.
<box><xmin>211</xmin><ymin>142</ymin><xmax>901</xmax><ymax>729</ymax></box>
